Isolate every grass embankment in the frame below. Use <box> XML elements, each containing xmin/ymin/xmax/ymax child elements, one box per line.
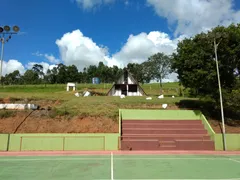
<box><xmin>0</xmin><ymin>83</ymin><xmax>191</xmax><ymax>120</ymax></box>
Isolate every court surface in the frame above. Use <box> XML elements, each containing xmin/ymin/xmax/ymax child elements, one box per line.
<box><xmin>0</xmin><ymin>153</ymin><xmax>240</xmax><ymax>180</ymax></box>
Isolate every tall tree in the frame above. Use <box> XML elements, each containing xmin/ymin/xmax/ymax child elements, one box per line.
<box><xmin>127</xmin><ymin>63</ymin><xmax>145</xmax><ymax>84</ymax></box>
<box><xmin>23</xmin><ymin>70</ymin><xmax>39</xmax><ymax>84</ymax></box>
<box><xmin>66</xmin><ymin>65</ymin><xmax>78</xmax><ymax>82</ymax></box>
<box><xmin>172</xmin><ymin>24</ymin><xmax>240</xmax><ymax>99</ymax></box>
<box><xmin>32</xmin><ymin>64</ymin><xmax>44</xmax><ymax>79</ymax></box>
<box><xmin>56</xmin><ymin>63</ymin><xmax>67</xmax><ymax>83</ymax></box>
<box><xmin>145</xmin><ymin>53</ymin><xmax>171</xmax><ymax>93</ymax></box>
<box><xmin>3</xmin><ymin>70</ymin><xmax>22</xmax><ymax>85</ymax></box>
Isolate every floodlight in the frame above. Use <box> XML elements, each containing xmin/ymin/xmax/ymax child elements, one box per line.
<box><xmin>0</xmin><ymin>27</ymin><xmax>3</xmax><ymax>33</ymax></box>
<box><xmin>4</xmin><ymin>25</ymin><xmax>10</xmax><ymax>32</ymax></box>
<box><xmin>13</xmin><ymin>26</ymin><xmax>19</xmax><ymax>32</ymax></box>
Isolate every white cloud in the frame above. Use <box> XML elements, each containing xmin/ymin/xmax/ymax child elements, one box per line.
<box><xmin>44</xmin><ymin>54</ymin><xmax>60</xmax><ymax>64</ymax></box>
<box><xmin>147</xmin><ymin>0</ymin><xmax>240</xmax><ymax>36</ymax></box>
<box><xmin>112</xmin><ymin>31</ymin><xmax>183</xmax><ymax>66</ymax></box>
<box><xmin>55</xmin><ymin>29</ymin><xmax>180</xmax><ymax>82</ymax></box>
<box><xmin>32</xmin><ymin>52</ymin><xmax>60</xmax><ymax>64</ymax></box>
<box><xmin>75</xmin><ymin>0</ymin><xmax>115</xmax><ymax>10</ymax></box>
<box><xmin>55</xmin><ymin>29</ymin><xmax>117</xmax><ymax>71</ymax></box>
<box><xmin>2</xmin><ymin>59</ymin><xmax>25</xmax><ymax>76</ymax></box>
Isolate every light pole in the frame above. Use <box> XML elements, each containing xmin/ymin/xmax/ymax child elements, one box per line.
<box><xmin>213</xmin><ymin>36</ymin><xmax>227</xmax><ymax>151</ymax></box>
<box><xmin>0</xmin><ymin>25</ymin><xmax>20</xmax><ymax>83</ymax></box>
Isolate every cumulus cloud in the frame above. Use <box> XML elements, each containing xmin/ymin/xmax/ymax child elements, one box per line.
<box><xmin>147</xmin><ymin>0</ymin><xmax>240</xmax><ymax>36</ymax></box>
<box><xmin>55</xmin><ymin>29</ymin><xmax>181</xmax><ymax>81</ymax></box>
<box><xmin>112</xmin><ymin>31</ymin><xmax>184</xmax><ymax>66</ymax></box>
<box><xmin>2</xmin><ymin>59</ymin><xmax>25</xmax><ymax>76</ymax></box>
<box><xmin>55</xmin><ymin>30</ymin><xmax>116</xmax><ymax>71</ymax></box>
<box><xmin>75</xmin><ymin>0</ymin><xmax>115</xmax><ymax>10</ymax></box>
<box><xmin>32</xmin><ymin>52</ymin><xmax>60</xmax><ymax>64</ymax></box>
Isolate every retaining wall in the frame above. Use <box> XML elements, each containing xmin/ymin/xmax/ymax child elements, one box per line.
<box><xmin>0</xmin><ymin>133</ymin><xmax>119</xmax><ymax>151</ymax></box>
<box><xmin>0</xmin><ymin>134</ymin><xmax>8</xmax><ymax>151</ymax></box>
<box><xmin>214</xmin><ymin>134</ymin><xmax>240</xmax><ymax>151</ymax></box>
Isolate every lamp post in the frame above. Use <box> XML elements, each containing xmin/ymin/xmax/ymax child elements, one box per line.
<box><xmin>213</xmin><ymin>35</ymin><xmax>227</xmax><ymax>151</ymax></box>
<box><xmin>0</xmin><ymin>25</ymin><xmax>20</xmax><ymax>83</ymax></box>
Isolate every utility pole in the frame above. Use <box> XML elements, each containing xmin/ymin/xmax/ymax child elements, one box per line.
<box><xmin>213</xmin><ymin>37</ymin><xmax>227</xmax><ymax>151</ymax></box>
<box><xmin>0</xmin><ymin>25</ymin><xmax>20</xmax><ymax>84</ymax></box>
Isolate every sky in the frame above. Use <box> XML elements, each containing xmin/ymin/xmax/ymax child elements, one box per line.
<box><xmin>1</xmin><ymin>0</ymin><xmax>240</xmax><ymax>82</ymax></box>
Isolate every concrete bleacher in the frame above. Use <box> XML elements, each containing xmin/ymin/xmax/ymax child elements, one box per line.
<box><xmin>120</xmin><ymin>110</ymin><xmax>215</xmax><ymax>151</ymax></box>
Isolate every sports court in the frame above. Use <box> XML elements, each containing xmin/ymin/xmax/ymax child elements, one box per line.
<box><xmin>0</xmin><ymin>152</ymin><xmax>240</xmax><ymax>180</ymax></box>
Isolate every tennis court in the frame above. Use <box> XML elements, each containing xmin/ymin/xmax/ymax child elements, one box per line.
<box><xmin>0</xmin><ymin>153</ymin><xmax>240</xmax><ymax>180</ymax></box>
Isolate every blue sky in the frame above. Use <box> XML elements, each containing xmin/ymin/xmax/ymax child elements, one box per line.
<box><xmin>1</xmin><ymin>0</ymin><xmax>240</xmax><ymax>81</ymax></box>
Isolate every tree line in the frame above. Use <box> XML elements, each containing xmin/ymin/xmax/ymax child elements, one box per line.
<box><xmin>2</xmin><ymin>54</ymin><xmax>171</xmax><ymax>86</ymax></box>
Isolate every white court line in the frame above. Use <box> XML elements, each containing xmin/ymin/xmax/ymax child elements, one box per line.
<box><xmin>0</xmin><ymin>157</ymin><xmax>233</xmax><ymax>161</ymax></box>
<box><xmin>229</xmin><ymin>158</ymin><xmax>240</xmax><ymax>164</ymax></box>
<box><xmin>111</xmin><ymin>152</ymin><xmax>114</xmax><ymax>180</ymax></box>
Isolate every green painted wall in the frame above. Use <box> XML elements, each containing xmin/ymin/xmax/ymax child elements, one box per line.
<box><xmin>0</xmin><ymin>134</ymin><xmax>8</xmax><ymax>151</ymax></box>
<box><xmin>200</xmin><ymin>114</ymin><xmax>215</xmax><ymax>140</ymax></box>
<box><xmin>214</xmin><ymin>134</ymin><xmax>240</xmax><ymax>151</ymax></box>
<box><xmin>120</xmin><ymin>109</ymin><xmax>201</xmax><ymax>120</ymax></box>
<box><xmin>8</xmin><ymin>133</ymin><xmax>119</xmax><ymax>151</ymax></box>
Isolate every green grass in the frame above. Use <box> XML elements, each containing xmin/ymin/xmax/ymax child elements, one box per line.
<box><xmin>55</xmin><ymin>96</ymin><xmax>192</xmax><ymax>119</ymax></box>
<box><xmin>0</xmin><ymin>83</ymin><xmax>182</xmax><ymax>95</ymax></box>
<box><xmin>0</xmin><ymin>83</ymin><xmax>194</xmax><ymax>119</ymax></box>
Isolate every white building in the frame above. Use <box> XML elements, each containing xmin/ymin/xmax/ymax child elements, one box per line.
<box><xmin>107</xmin><ymin>69</ymin><xmax>146</xmax><ymax>96</ymax></box>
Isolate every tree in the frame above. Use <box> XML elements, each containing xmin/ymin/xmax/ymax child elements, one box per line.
<box><xmin>172</xmin><ymin>24</ymin><xmax>240</xmax><ymax>99</ymax></box>
<box><xmin>127</xmin><ymin>63</ymin><xmax>145</xmax><ymax>84</ymax></box>
<box><xmin>56</xmin><ymin>63</ymin><xmax>67</xmax><ymax>83</ymax></box>
<box><xmin>3</xmin><ymin>70</ymin><xmax>22</xmax><ymax>85</ymax></box>
<box><xmin>23</xmin><ymin>70</ymin><xmax>39</xmax><ymax>84</ymax></box>
<box><xmin>66</xmin><ymin>65</ymin><xmax>78</xmax><ymax>82</ymax></box>
<box><xmin>145</xmin><ymin>53</ymin><xmax>171</xmax><ymax>93</ymax></box>
<box><xmin>32</xmin><ymin>64</ymin><xmax>44</xmax><ymax>79</ymax></box>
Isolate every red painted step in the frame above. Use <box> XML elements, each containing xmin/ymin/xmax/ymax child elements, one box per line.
<box><xmin>122</xmin><ymin>120</ymin><xmax>203</xmax><ymax>124</ymax></box>
<box><xmin>121</xmin><ymin>139</ymin><xmax>159</xmax><ymax>150</ymax></box>
<box><xmin>121</xmin><ymin>141</ymin><xmax>215</xmax><ymax>150</ymax></box>
<box><xmin>159</xmin><ymin>140</ymin><xmax>176</xmax><ymax>147</ymax></box>
<box><xmin>121</xmin><ymin>136</ymin><xmax>211</xmax><ymax>141</ymax></box>
<box><xmin>120</xmin><ymin>139</ymin><xmax>214</xmax><ymax>150</ymax></box>
<box><xmin>122</xmin><ymin>128</ymin><xmax>208</xmax><ymax>134</ymax></box>
<box><xmin>176</xmin><ymin>140</ymin><xmax>215</xmax><ymax>150</ymax></box>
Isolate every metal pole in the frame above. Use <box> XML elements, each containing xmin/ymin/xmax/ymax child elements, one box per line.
<box><xmin>0</xmin><ymin>37</ymin><xmax>5</xmax><ymax>83</ymax></box>
<box><xmin>214</xmin><ymin>38</ymin><xmax>227</xmax><ymax>151</ymax></box>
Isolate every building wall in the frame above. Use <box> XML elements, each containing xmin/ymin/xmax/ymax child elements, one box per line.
<box><xmin>114</xmin><ymin>90</ymin><xmax>121</xmax><ymax>96</ymax></box>
<box><xmin>110</xmin><ymin>85</ymin><xmax>143</xmax><ymax>96</ymax></box>
<box><xmin>127</xmin><ymin>87</ymin><xmax>143</xmax><ymax>96</ymax></box>
<box><xmin>127</xmin><ymin>76</ymin><xmax>135</xmax><ymax>84</ymax></box>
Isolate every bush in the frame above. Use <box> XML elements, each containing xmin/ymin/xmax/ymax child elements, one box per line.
<box><xmin>223</xmin><ymin>90</ymin><xmax>240</xmax><ymax>121</ymax></box>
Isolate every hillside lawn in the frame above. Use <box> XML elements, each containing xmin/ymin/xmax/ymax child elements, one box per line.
<box><xmin>0</xmin><ymin>83</ymin><xmax>239</xmax><ymax>133</ymax></box>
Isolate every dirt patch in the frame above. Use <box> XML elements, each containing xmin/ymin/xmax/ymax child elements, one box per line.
<box><xmin>0</xmin><ymin>111</ymin><xmax>118</xmax><ymax>133</ymax></box>
<box><xmin>208</xmin><ymin>119</ymin><xmax>240</xmax><ymax>133</ymax></box>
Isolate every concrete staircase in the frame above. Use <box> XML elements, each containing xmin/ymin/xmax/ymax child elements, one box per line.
<box><xmin>120</xmin><ymin>120</ymin><xmax>215</xmax><ymax>151</ymax></box>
